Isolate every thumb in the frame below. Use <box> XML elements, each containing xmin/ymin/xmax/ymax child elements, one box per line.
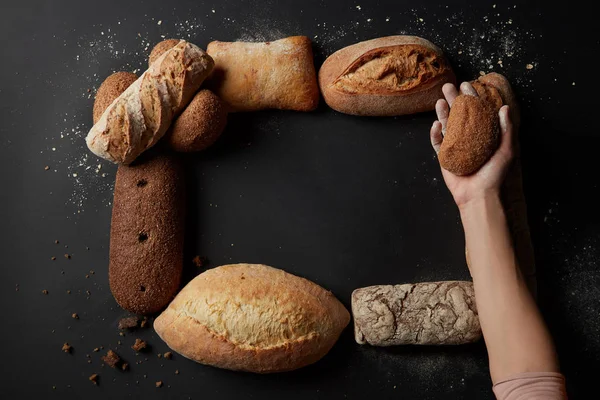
<box><xmin>497</xmin><ymin>105</ymin><xmax>514</xmax><ymax>158</ymax></box>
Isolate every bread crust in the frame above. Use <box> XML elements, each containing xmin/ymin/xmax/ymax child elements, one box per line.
<box><xmin>319</xmin><ymin>36</ymin><xmax>456</xmax><ymax>116</ymax></box>
<box><xmin>93</xmin><ymin>72</ymin><xmax>138</xmax><ymax>124</ymax></box>
<box><xmin>352</xmin><ymin>281</ymin><xmax>481</xmax><ymax>346</ymax></box>
<box><xmin>86</xmin><ymin>40</ymin><xmax>214</xmax><ymax>164</ymax></box>
<box><xmin>206</xmin><ymin>36</ymin><xmax>319</xmax><ymax>112</ymax></box>
<box><xmin>154</xmin><ymin>264</ymin><xmax>350</xmax><ymax>373</ymax></box>
<box><xmin>109</xmin><ymin>154</ymin><xmax>185</xmax><ymax>315</ymax></box>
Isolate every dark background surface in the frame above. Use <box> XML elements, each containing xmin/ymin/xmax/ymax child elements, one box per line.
<box><xmin>1</xmin><ymin>0</ymin><xmax>597</xmax><ymax>398</ymax></box>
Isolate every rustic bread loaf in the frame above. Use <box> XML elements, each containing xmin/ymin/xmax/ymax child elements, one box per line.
<box><xmin>154</xmin><ymin>264</ymin><xmax>350</xmax><ymax>373</ymax></box>
<box><xmin>165</xmin><ymin>89</ymin><xmax>228</xmax><ymax>152</ymax></box>
<box><xmin>109</xmin><ymin>154</ymin><xmax>185</xmax><ymax>315</ymax></box>
<box><xmin>86</xmin><ymin>40</ymin><xmax>214</xmax><ymax>164</ymax></box>
<box><xmin>148</xmin><ymin>39</ymin><xmax>180</xmax><ymax>66</ymax></box>
<box><xmin>469</xmin><ymin>73</ymin><xmax>536</xmax><ymax>294</ymax></box>
<box><xmin>352</xmin><ymin>281</ymin><xmax>481</xmax><ymax>345</ymax></box>
<box><xmin>438</xmin><ymin>93</ymin><xmax>501</xmax><ymax>175</ymax></box>
<box><xmin>318</xmin><ymin>36</ymin><xmax>455</xmax><ymax>116</ymax></box>
<box><xmin>206</xmin><ymin>36</ymin><xmax>319</xmax><ymax>112</ymax></box>
<box><xmin>93</xmin><ymin>72</ymin><xmax>138</xmax><ymax>124</ymax></box>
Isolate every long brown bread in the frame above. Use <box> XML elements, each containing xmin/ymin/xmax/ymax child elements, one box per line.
<box><xmin>467</xmin><ymin>73</ymin><xmax>536</xmax><ymax>295</ymax></box>
<box><xmin>352</xmin><ymin>281</ymin><xmax>481</xmax><ymax>346</ymax></box>
<box><xmin>154</xmin><ymin>264</ymin><xmax>350</xmax><ymax>373</ymax></box>
<box><xmin>319</xmin><ymin>36</ymin><xmax>456</xmax><ymax>116</ymax></box>
<box><xmin>109</xmin><ymin>154</ymin><xmax>185</xmax><ymax>315</ymax></box>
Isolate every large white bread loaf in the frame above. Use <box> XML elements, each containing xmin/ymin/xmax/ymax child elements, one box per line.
<box><xmin>154</xmin><ymin>264</ymin><xmax>350</xmax><ymax>373</ymax></box>
<box><xmin>86</xmin><ymin>40</ymin><xmax>214</xmax><ymax>164</ymax></box>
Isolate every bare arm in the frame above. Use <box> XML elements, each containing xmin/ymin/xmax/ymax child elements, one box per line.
<box><xmin>430</xmin><ymin>82</ymin><xmax>559</xmax><ymax>383</ymax></box>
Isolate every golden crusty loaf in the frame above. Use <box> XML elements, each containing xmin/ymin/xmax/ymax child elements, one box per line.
<box><xmin>166</xmin><ymin>89</ymin><xmax>228</xmax><ymax>152</ymax></box>
<box><xmin>468</xmin><ymin>73</ymin><xmax>535</xmax><ymax>294</ymax></box>
<box><xmin>86</xmin><ymin>40</ymin><xmax>214</xmax><ymax>164</ymax></box>
<box><xmin>206</xmin><ymin>36</ymin><xmax>319</xmax><ymax>112</ymax></box>
<box><xmin>148</xmin><ymin>39</ymin><xmax>180</xmax><ymax>66</ymax></box>
<box><xmin>93</xmin><ymin>72</ymin><xmax>138</xmax><ymax>124</ymax></box>
<box><xmin>352</xmin><ymin>281</ymin><xmax>481</xmax><ymax>345</ymax></box>
<box><xmin>154</xmin><ymin>264</ymin><xmax>350</xmax><ymax>373</ymax></box>
<box><xmin>319</xmin><ymin>36</ymin><xmax>455</xmax><ymax>116</ymax></box>
<box><xmin>438</xmin><ymin>94</ymin><xmax>500</xmax><ymax>175</ymax></box>
<box><xmin>109</xmin><ymin>154</ymin><xmax>185</xmax><ymax>315</ymax></box>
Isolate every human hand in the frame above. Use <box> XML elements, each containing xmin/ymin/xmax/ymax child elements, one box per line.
<box><xmin>430</xmin><ymin>82</ymin><xmax>515</xmax><ymax>209</ymax></box>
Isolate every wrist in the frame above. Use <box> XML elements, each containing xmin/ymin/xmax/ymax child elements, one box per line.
<box><xmin>458</xmin><ymin>191</ymin><xmax>503</xmax><ymax>216</ymax></box>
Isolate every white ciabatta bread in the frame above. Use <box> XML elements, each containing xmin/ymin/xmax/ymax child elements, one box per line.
<box><xmin>206</xmin><ymin>36</ymin><xmax>319</xmax><ymax>112</ymax></box>
<box><xmin>154</xmin><ymin>264</ymin><xmax>350</xmax><ymax>373</ymax></box>
<box><xmin>86</xmin><ymin>40</ymin><xmax>214</xmax><ymax>164</ymax></box>
<box><xmin>319</xmin><ymin>35</ymin><xmax>456</xmax><ymax>116</ymax></box>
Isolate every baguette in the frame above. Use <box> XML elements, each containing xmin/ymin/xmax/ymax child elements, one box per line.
<box><xmin>206</xmin><ymin>36</ymin><xmax>319</xmax><ymax>112</ymax></box>
<box><xmin>86</xmin><ymin>40</ymin><xmax>214</xmax><ymax>164</ymax></box>
<box><xmin>319</xmin><ymin>36</ymin><xmax>456</xmax><ymax>116</ymax></box>
<box><xmin>109</xmin><ymin>154</ymin><xmax>185</xmax><ymax>315</ymax></box>
<box><xmin>154</xmin><ymin>264</ymin><xmax>350</xmax><ymax>373</ymax></box>
<box><xmin>93</xmin><ymin>72</ymin><xmax>138</xmax><ymax>124</ymax></box>
<box><xmin>352</xmin><ymin>281</ymin><xmax>481</xmax><ymax>346</ymax></box>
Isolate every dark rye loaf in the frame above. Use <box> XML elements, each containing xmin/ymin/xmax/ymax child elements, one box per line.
<box><xmin>109</xmin><ymin>153</ymin><xmax>185</xmax><ymax>315</ymax></box>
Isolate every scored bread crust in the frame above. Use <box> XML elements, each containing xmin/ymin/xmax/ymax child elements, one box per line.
<box><xmin>154</xmin><ymin>264</ymin><xmax>350</xmax><ymax>373</ymax></box>
<box><xmin>206</xmin><ymin>36</ymin><xmax>319</xmax><ymax>112</ymax></box>
<box><xmin>86</xmin><ymin>40</ymin><xmax>214</xmax><ymax>164</ymax></box>
<box><xmin>319</xmin><ymin>35</ymin><xmax>456</xmax><ymax>116</ymax></box>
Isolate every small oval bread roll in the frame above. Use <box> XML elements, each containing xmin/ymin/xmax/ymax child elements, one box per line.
<box><xmin>149</xmin><ymin>39</ymin><xmax>180</xmax><ymax>66</ymax></box>
<box><xmin>438</xmin><ymin>94</ymin><xmax>500</xmax><ymax>175</ymax></box>
<box><xmin>109</xmin><ymin>154</ymin><xmax>185</xmax><ymax>315</ymax></box>
<box><xmin>93</xmin><ymin>72</ymin><xmax>137</xmax><ymax>124</ymax></box>
<box><xmin>165</xmin><ymin>89</ymin><xmax>228</xmax><ymax>152</ymax></box>
<box><xmin>154</xmin><ymin>264</ymin><xmax>350</xmax><ymax>373</ymax></box>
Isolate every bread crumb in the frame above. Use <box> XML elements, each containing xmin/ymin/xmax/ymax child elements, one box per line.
<box><xmin>526</xmin><ymin>63</ymin><xmax>534</xmax><ymax>70</ymax></box>
<box><xmin>157</xmin><ymin>353</ymin><xmax>162</xmax><ymax>358</ymax></box>
<box><xmin>192</xmin><ymin>255</ymin><xmax>206</xmax><ymax>267</ymax></box>
<box><xmin>51</xmin><ymin>257</ymin><xmax>56</xmax><ymax>261</ymax></box>
<box><xmin>156</xmin><ymin>381</ymin><xmax>163</xmax><ymax>388</ymax></box>
<box><xmin>118</xmin><ymin>316</ymin><xmax>139</xmax><ymax>330</ymax></box>
<box><xmin>93</xmin><ymin>347</ymin><xmax>100</xmax><ymax>352</ymax></box>
<box><xmin>132</xmin><ymin>338</ymin><xmax>148</xmax><ymax>352</ymax></box>
<box><xmin>121</xmin><ymin>362</ymin><xmax>129</xmax><ymax>371</ymax></box>
<box><xmin>67</xmin><ymin>290</ymin><xmax>71</xmax><ymax>294</ymax></box>
<box><xmin>44</xmin><ymin>166</ymin><xmax>50</xmax><ymax>171</ymax></box>
<box><xmin>157</xmin><ymin>20</ymin><xmax>162</xmax><ymax>25</ymax></box>
<box><xmin>64</xmin><ymin>253</ymin><xmax>71</xmax><ymax>259</ymax></box>
<box><xmin>175</xmin><ymin>369</ymin><xmax>179</xmax><ymax>375</ymax></box>
<box><xmin>54</xmin><ymin>240</ymin><xmax>59</xmax><ymax>244</ymax></box>
<box><xmin>119</xmin><ymin>332</ymin><xmax>125</xmax><ymax>337</ymax></box>
<box><xmin>62</xmin><ymin>343</ymin><xmax>72</xmax><ymax>353</ymax></box>
<box><xmin>101</xmin><ymin>350</ymin><xmax>122</xmax><ymax>368</ymax></box>
<box><xmin>89</xmin><ymin>374</ymin><xmax>99</xmax><ymax>385</ymax></box>
<box><xmin>572</xmin><ymin>82</ymin><xmax>576</xmax><ymax>86</ymax></box>
<box><xmin>163</xmin><ymin>352</ymin><xmax>172</xmax><ymax>360</ymax></box>
<box><xmin>355</xmin><ymin>5</ymin><xmax>361</xmax><ymax>10</ymax></box>
<box><xmin>72</xmin><ymin>313</ymin><xmax>79</xmax><ymax>319</ymax></box>
<box><xmin>140</xmin><ymin>318</ymin><xmax>149</xmax><ymax>328</ymax></box>
<box><xmin>42</xmin><ymin>290</ymin><xmax>49</xmax><ymax>295</ymax></box>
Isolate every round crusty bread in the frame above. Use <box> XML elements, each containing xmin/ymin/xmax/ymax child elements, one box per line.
<box><xmin>109</xmin><ymin>153</ymin><xmax>185</xmax><ymax>315</ymax></box>
<box><xmin>438</xmin><ymin>94</ymin><xmax>500</xmax><ymax>176</ymax></box>
<box><xmin>154</xmin><ymin>264</ymin><xmax>350</xmax><ymax>373</ymax></box>
<box><xmin>149</xmin><ymin>39</ymin><xmax>180</xmax><ymax>66</ymax></box>
<box><xmin>93</xmin><ymin>72</ymin><xmax>138</xmax><ymax>124</ymax></box>
<box><xmin>165</xmin><ymin>89</ymin><xmax>228</xmax><ymax>152</ymax></box>
<box><xmin>319</xmin><ymin>35</ymin><xmax>456</xmax><ymax>116</ymax></box>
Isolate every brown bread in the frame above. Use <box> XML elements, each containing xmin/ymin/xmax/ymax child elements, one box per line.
<box><xmin>109</xmin><ymin>154</ymin><xmax>185</xmax><ymax>315</ymax></box>
<box><xmin>438</xmin><ymin>94</ymin><xmax>501</xmax><ymax>175</ymax></box>
<box><xmin>148</xmin><ymin>39</ymin><xmax>180</xmax><ymax>66</ymax></box>
<box><xmin>352</xmin><ymin>281</ymin><xmax>481</xmax><ymax>346</ymax></box>
<box><xmin>165</xmin><ymin>89</ymin><xmax>228</xmax><ymax>152</ymax></box>
<box><xmin>93</xmin><ymin>72</ymin><xmax>137</xmax><ymax>124</ymax></box>
<box><xmin>154</xmin><ymin>264</ymin><xmax>350</xmax><ymax>373</ymax></box>
<box><xmin>319</xmin><ymin>35</ymin><xmax>456</xmax><ymax>116</ymax></box>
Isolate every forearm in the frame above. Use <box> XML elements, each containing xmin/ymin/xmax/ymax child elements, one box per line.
<box><xmin>459</xmin><ymin>195</ymin><xmax>559</xmax><ymax>383</ymax></box>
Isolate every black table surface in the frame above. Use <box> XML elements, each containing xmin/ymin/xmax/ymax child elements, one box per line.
<box><xmin>1</xmin><ymin>0</ymin><xmax>597</xmax><ymax>398</ymax></box>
